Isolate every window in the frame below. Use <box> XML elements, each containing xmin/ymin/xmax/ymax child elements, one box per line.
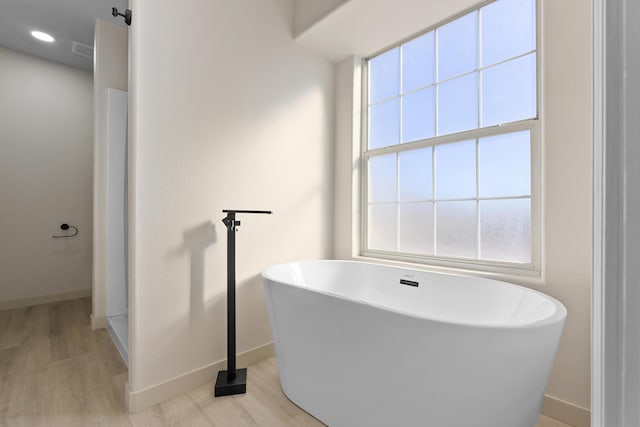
<box><xmin>363</xmin><ymin>0</ymin><xmax>538</xmax><ymax>271</ymax></box>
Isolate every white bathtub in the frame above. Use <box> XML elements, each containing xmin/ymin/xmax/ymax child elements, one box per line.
<box><xmin>261</xmin><ymin>260</ymin><xmax>566</xmax><ymax>427</ymax></box>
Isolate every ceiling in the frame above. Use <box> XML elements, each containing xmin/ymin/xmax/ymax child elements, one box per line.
<box><xmin>0</xmin><ymin>0</ymin><xmax>128</xmax><ymax>71</ymax></box>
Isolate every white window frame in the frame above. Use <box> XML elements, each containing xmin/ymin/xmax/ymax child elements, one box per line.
<box><xmin>360</xmin><ymin>0</ymin><xmax>542</xmax><ymax>276</ymax></box>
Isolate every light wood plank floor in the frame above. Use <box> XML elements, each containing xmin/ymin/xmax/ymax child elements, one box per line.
<box><xmin>0</xmin><ymin>298</ymin><xmax>572</xmax><ymax>426</ymax></box>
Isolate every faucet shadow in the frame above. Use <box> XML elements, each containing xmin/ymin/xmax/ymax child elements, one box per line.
<box><xmin>179</xmin><ymin>221</ymin><xmax>217</xmax><ymax>321</ymax></box>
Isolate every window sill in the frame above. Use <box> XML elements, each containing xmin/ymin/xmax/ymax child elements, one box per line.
<box><xmin>350</xmin><ymin>253</ymin><xmax>545</xmax><ymax>288</ymax></box>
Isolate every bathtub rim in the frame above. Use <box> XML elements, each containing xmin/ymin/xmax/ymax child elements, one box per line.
<box><xmin>261</xmin><ymin>259</ymin><xmax>567</xmax><ymax>330</ymax></box>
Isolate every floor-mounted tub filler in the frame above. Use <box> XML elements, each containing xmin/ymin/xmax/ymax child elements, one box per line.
<box><xmin>261</xmin><ymin>260</ymin><xmax>566</xmax><ymax>427</ymax></box>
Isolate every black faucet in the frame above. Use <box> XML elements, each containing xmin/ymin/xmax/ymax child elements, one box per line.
<box><xmin>214</xmin><ymin>209</ymin><xmax>272</xmax><ymax>397</ymax></box>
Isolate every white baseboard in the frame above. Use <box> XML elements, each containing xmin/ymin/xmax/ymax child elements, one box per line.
<box><xmin>0</xmin><ymin>289</ymin><xmax>91</xmax><ymax>311</ymax></box>
<box><xmin>123</xmin><ymin>344</ymin><xmax>586</xmax><ymax>423</ymax></box>
<box><xmin>91</xmin><ymin>314</ymin><xmax>107</xmax><ymax>330</ymax></box>
<box><xmin>542</xmin><ymin>394</ymin><xmax>590</xmax><ymax>427</ymax></box>
<box><xmin>125</xmin><ymin>342</ymin><xmax>275</xmax><ymax>413</ymax></box>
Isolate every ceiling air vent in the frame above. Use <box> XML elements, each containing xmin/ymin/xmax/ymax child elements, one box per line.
<box><xmin>72</xmin><ymin>41</ymin><xmax>93</xmax><ymax>59</ymax></box>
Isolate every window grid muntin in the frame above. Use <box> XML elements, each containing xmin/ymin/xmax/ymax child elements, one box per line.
<box><xmin>363</xmin><ymin>0</ymin><xmax>539</xmax><ymax>272</ymax></box>
<box><xmin>363</xmin><ymin>120</ymin><xmax>539</xmax><ymax>270</ymax></box>
<box><xmin>367</xmin><ymin>0</ymin><xmax>537</xmax><ymax>147</ymax></box>
<box><xmin>477</xmin><ymin>9</ymin><xmax>484</xmax><ymax>135</ymax></box>
<box><xmin>367</xmin><ymin>48</ymin><xmax>537</xmax><ymax>114</ymax></box>
<box><xmin>366</xmin><ymin>131</ymin><xmax>533</xmax><ymax>262</ymax></box>
<box><xmin>367</xmin><ymin>49</ymin><xmax>537</xmax><ymax>147</ymax></box>
<box><xmin>398</xmin><ymin>46</ymin><xmax>404</xmax><ymax>144</ymax></box>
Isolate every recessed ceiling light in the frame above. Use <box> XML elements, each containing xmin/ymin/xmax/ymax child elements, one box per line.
<box><xmin>31</xmin><ymin>31</ymin><xmax>55</xmax><ymax>43</ymax></box>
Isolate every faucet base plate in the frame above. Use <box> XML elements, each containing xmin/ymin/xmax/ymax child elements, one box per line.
<box><xmin>214</xmin><ymin>368</ymin><xmax>247</xmax><ymax>397</ymax></box>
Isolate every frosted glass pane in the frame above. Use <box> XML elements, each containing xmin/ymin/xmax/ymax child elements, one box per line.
<box><xmin>402</xmin><ymin>88</ymin><xmax>435</xmax><ymax>143</ymax></box>
<box><xmin>481</xmin><ymin>0</ymin><xmax>536</xmax><ymax>67</ymax></box>
<box><xmin>435</xmin><ymin>140</ymin><xmax>476</xmax><ymax>199</ymax></box>
<box><xmin>370</xmin><ymin>48</ymin><xmax>399</xmax><ymax>103</ymax></box>
<box><xmin>369</xmin><ymin>99</ymin><xmax>399</xmax><ymax>149</ymax></box>
<box><xmin>437</xmin><ymin>11</ymin><xmax>478</xmax><ymax>81</ymax></box>
<box><xmin>399</xmin><ymin>202</ymin><xmax>434</xmax><ymax>255</ymax></box>
<box><xmin>399</xmin><ymin>148</ymin><xmax>432</xmax><ymax>201</ymax></box>
<box><xmin>481</xmin><ymin>53</ymin><xmax>536</xmax><ymax>127</ymax></box>
<box><xmin>435</xmin><ymin>201</ymin><xmax>477</xmax><ymax>258</ymax></box>
<box><xmin>437</xmin><ymin>73</ymin><xmax>478</xmax><ymax>136</ymax></box>
<box><xmin>480</xmin><ymin>199</ymin><xmax>531</xmax><ymax>263</ymax></box>
<box><xmin>369</xmin><ymin>153</ymin><xmax>397</xmax><ymax>203</ymax></box>
<box><xmin>479</xmin><ymin>131</ymin><xmax>530</xmax><ymax>198</ymax></box>
<box><xmin>402</xmin><ymin>31</ymin><xmax>435</xmax><ymax>93</ymax></box>
<box><xmin>368</xmin><ymin>204</ymin><xmax>397</xmax><ymax>251</ymax></box>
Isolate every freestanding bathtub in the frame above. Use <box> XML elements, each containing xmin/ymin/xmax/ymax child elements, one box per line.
<box><xmin>261</xmin><ymin>260</ymin><xmax>566</xmax><ymax>427</ymax></box>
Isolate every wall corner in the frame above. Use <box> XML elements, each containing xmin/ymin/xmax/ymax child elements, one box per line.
<box><xmin>333</xmin><ymin>55</ymin><xmax>362</xmax><ymax>260</ymax></box>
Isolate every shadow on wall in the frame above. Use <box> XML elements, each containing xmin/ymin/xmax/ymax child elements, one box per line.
<box><xmin>170</xmin><ymin>221</ymin><xmax>217</xmax><ymax>322</ymax></box>
<box><xmin>157</xmin><ymin>220</ymin><xmax>226</xmax><ymax>376</ymax></box>
<box><xmin>156</xmin><ymin>220</ymin><xmax>270</xmax><ymax>382</ymax></box>
<box><xmin>180</xmin><ymin>217</ymin><xmax>274</xmax><ymax>335</ymax></box>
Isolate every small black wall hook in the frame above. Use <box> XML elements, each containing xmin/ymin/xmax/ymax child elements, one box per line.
<box><xmin>52</xmin><ymin>223</ymin><xmax>79</xmax><ymax>238</ymax></box>
<box><xmin>112</xmin><ymin>7</ymin><xmax>132</xmax><ymax>26</ymax></box>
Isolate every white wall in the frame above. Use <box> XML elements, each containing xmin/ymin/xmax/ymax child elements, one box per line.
<box><xmin>0</xmin><ymin>47</ymin><xmax>93</xmax><ymax>308</ymax></box>
<box><xmin>127</xmin><ymin>0</ymin><xmax>334</xmax><ymax>403</ymax></box>
<box><xmin>538</xmin><ymin>0</ymin><xmax>592</xmax><ymax>418</ymax></box>
<box><xmin>333</xmin><ymin>0</ymin><xmax>592</xmax><ymax>423</ymax></box>
<box><xmin>92</xmin><ymin>19</ymin><xmax>128</xmax><ymax>327</ymax></box>
<box><xmin>333</xmin><ymin>56</ymin><xmax>361</xmax><ymax>259</ymax></box>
